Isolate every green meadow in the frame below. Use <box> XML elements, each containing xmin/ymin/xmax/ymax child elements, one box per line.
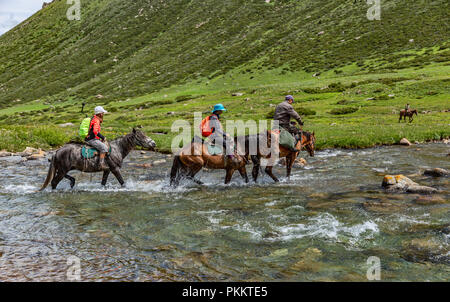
<box><xmin>1</xmin><ymin>62</ymin><xmax>448</xmax><ymax>153</ymax></box>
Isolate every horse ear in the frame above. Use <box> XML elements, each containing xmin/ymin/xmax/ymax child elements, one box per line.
<box><xmin>312</xmin><ymin>132</ymin><xmax>315</xmax><ymax>137</ymax></box>
<box><xmin>132</xmin><ymin>128</ymin><xmax>136</xmax><ymax>133</ymax></box>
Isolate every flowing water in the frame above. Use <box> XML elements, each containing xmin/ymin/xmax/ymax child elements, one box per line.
<box><xmin>0</xmin><ymin>144</ymin><xmax>448</xmax><ymax>281</ymax></box>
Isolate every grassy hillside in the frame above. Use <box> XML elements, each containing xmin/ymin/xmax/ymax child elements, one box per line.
<box><xmin>0</xmin><ymin>0</ymin><xmax>449</xmax><ymax>152</ymax></box>
<box><xmin>0</xmin><ymin>0</ymin><xmax>449</xmax><ymax>106</ymax></box>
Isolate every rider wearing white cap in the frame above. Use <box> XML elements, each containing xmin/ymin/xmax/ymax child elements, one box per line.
<box><xmin>86</xmin><ymin>106</ymin><xmax>109</xmax><ymax>170</ymax></box>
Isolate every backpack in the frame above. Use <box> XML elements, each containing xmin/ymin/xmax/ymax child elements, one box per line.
<box><xmin>79</xmin><ymin>117</ymin><xmax>92</xmax><ymax>139</ymax></box>
<box><xmin>200</xmin><ymin>116</ymin><xmax>213</xmax><ymax>137</ymax></box>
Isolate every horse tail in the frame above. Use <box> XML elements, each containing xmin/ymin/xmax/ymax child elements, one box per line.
<box><xmin>170</xmin><ymin>155</ymin><xmax>183</xmax><ymax>186</ymax></box>
<box><xmin>39</xmin><ymin>156</ymin><xmax>56</xmax><ymax>191</ymax></box>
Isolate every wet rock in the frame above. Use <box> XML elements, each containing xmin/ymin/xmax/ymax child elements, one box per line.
<box><xmin>401</xmin><ymin>238</ymin><xmax>450</xmax><ymax>264</ymax></box>
<box><xmin>269</xmin><ymin>249</ymin><xmax>288</xmax><ymax>257</ymax></box>
<box><xmin>414</xmin><ymin>195</ymin><xmax>446</xmax><ymax>205</ymax></box>
<box><xmin>0</xmin><ymin>156</ymin><xmax>26</xmax><ymax>164</ymax></box>
<box><xmin>306</xmin><ymin>201</ymin><xmax>335</xmax><ymax>209</ymax></box>
<box><xmin>26</xmin><ymin>150</ymin><xmax>47</xmax><ymax>160</ymax></box>
<box><xmin>399</xmin><ymin>138</ymin><xmax>412</xmax><ymax>146</ymax></box>
<box><xmin>382</xmin><ymin>175</ymin><xmax>437</xmax><ymax>194</ymax></box>
<box><xmin>153</xmin><ymin>159</ymin><xmax>167</xmax><ymax>165</ymax></box>
<box><xmin>441</xmin><ymin>225</ymin><xmax>450</xmax><ymax>234</ymax></box>
<box><xmin>278</xmin><ymin>157</ymin><xmax>306</xmax><ymax>168</ymax></box>
<box><xmin>363</xmin><ymin>201</ymin><xmax>405</xmax><ymax>213</ymax></box>
<box><xmin>15</xmin><ymin>147</ymin><xmax>43</xmax><ymax>157</ymax></box>
<box><xmin>424</xmin><ymin>168</ymin><xmax>448</xmax><ymax>177</ymax></box>
<box><xmin>290</xmin><ymin>248</ymin><xmax>323</xmax><ymax>272</ymax></box>
<box><xmin>0</xmin><ymin>150</ymin><xmax>12</xmax><ymax>157</ymax></box>
<box><xmin>232</xmin><ymin>92</ymin><xmax>244</xmax><ymax>97</ymax></box>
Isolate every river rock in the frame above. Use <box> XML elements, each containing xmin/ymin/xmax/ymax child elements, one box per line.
<box><xmin>15</xmin><ymin>147</ymin><xmax>41</xmax><ymax>157</ymax></box>
<box><xmin>290</xmin><ymin>248</ymin><xmax>323</xmax><ymax>272</ymax></box>
<box><xmin>153</xmin><ymin>159</ymin><xmax>167</xmax><ymax>165</ymax></box>
<box><xmin>26</xmin><ymin>150</ymin><xmax>47</xmax><ymax>160</ymax></box>
<box><xmin>0</xmin><ymin>150</ymin><xmax>12</xmax><ymax>157</ymax></box>
<box><xmin>363</xmin><ymin>201</ymin><xmax>406</xmax><ymax>213</ymax></box>
<box><xmin>399</xmin><ymin>138</ymin><xmax>412</xmax><ymax>146</ymax></box>
<box><xmin>401</xmin><ymin>238</ymin><xmax>450</xmax><ymax>264</ymax></box>
<box><xmin>414</xmin><ymin>195</ymin><xmax>447</xmax><ymax>205</ymax></box>
<box><xmin>0</xmin><ymin>156</ymin><xmax>26</xmax><ymax>164</ymax></box>
<box><xmin>382</xmin><ymin>175</ymin><xmax>437</xmax><ymax>194</ymax></box>
<box><xmin>424</xmin><ymin>168</ymin><xmax>448</xmax><ymax>177</ymax></box>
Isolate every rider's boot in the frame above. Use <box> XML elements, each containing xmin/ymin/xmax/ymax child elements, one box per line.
<box><xmin>97</xmin><ymin>153</ymin><xmax>108</xmax><ymax>170</ymax></box>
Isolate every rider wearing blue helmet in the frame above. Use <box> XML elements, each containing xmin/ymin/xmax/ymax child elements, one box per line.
<box><xmin>201</xmin><ymin>104</ymin><xmax>238</xmax><ymax>163</ymax></box>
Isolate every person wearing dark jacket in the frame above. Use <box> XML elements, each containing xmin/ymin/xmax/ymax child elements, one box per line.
<box><xmin>273</xmin><ymin>95</ymin><xmax>304</xmax><ymax>152</ymax></box>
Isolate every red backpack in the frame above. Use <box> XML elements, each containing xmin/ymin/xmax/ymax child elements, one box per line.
<box><xmin>200</xmin><ymin>116</ymin><xmax>213</xmax><ymax>137</ymax></box>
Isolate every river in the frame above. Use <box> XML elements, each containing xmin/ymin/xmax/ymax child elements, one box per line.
<box><xmin>0</xmin><ymin>143</ymin><xmax>448</xmax><ymax>281</ymax></box>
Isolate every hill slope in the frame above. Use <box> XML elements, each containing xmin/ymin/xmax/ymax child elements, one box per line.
<box><xmin>0</xmin><ymin>0</ymin><xmax>449</xmax><ymax>107</ymax></box>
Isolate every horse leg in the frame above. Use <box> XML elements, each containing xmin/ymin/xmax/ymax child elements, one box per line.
<box><xmin>265</xmin><ymin>166</ymin><xmax>280</xmax><ymax>183</ymax></box>
<box><xmin>101</xmin><ymin>170</ymin><xmax>110</xmax><ymax>186</ymax></box>
<box><xmin>286</xmin><ymin>154</ymin><xmax>296</xmax><ymax>179</ymax></box>
<box><xmin>64</xmin><ymin>174</ymin><xmax>76</xmax><ymax>189</ymax></box>
<box><xmin>225</xmin><ymin>169</ymin><xmax>235</xmax><ymax>184</ymax></box>
<box><xmin>187</xmin><ymin>165</ymin><xmax>203</xmax><ymax>185</ymax></box>
<box><xmin>251</xmin><ymin>155</ymin><xmax>260</xmax><ymax>182</ymax></box>
<box><xmin>51</xmin><ymin>170</ymin><xmax>67</xmax><ymax>190</ymax></box>
<box><xmin>110</xmin><ymin>167</ymin><xmax>125</xmax><ymax>187</ymax></box>
<box><xmin>238</xmin><ymin>166</ymin><xmax>249</xmax><ymax>183</ymax></box>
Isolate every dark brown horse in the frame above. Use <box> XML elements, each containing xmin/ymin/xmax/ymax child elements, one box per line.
<box><xmin>238</xmin><ymin>128</ymin><xmax>316</xmax><ymax>182</ymax></box>
<box><xmin>40</xmin><ymin>129</ymin><xmax>156</xmax><ymax>190</ymax></box>
<box><xmin>399</xmin><ymin>109</ymin><xmax>418</xmax><ymax>123</ymax></box>
<box><xmin>170</xmin><ymin>137</ymin><xmax>249</xmax><ymax>187</ymax></box>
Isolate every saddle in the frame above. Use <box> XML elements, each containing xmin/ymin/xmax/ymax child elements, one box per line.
<box><xmin>191</xmin><ymin>135</ymin><xmax>224</xmax><ymax>156</ymax></box>
<box><xmin>81</xmin><ymin>143</ymin><xmax>111</xmax><ymax>159</ymax></box>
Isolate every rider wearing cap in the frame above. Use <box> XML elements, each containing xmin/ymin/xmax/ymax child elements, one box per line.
<box><xmin>273</xmin><ymin>95</ymin><xmax>304</xmax><ymax>152</ymax></box>
<box><xmin>86</xmin><ymin>106</ymin><xmax>109</xmax><ymax>170</ymax></box>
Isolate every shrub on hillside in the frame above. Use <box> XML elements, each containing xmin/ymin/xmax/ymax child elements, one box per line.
<box><xmin>329</xmin><ymin>107</ymin><xmax>359</xmax><ymax>115</ymax></box>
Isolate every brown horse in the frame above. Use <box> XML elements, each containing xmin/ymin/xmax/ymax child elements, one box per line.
<box><xmin>399</xmin><ymin>109</ymin><xmax>418</xmax><ymax>123</ymax></box>
<box><xmin>170</xmin><ymin>137</ymin><xmax>249</xmax><ymax>187</ymax></box>
<box><xmin>238</xmin><ymin>129</ymin><xmax>316</xmax><ymax>182</ymax></box>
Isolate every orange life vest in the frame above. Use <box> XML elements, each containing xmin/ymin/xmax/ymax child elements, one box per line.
<box><xmin>201</xmin><ymin>114</ymin><xmax>223</xmax><ymax>137</ymax></box>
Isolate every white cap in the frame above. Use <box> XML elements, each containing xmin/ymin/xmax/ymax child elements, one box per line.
<box><xmin>94</xmin><ymin>106</ymin><xmax>108</xmax><ymax>115</ymax></box>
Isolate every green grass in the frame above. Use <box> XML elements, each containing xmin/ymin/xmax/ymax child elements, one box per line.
<box><xmin>0</xmin><ymin>126</ymin><xmax>72</xmax><ymax>152</ymax></box>
<box><xmin>1</xmin><ymin>63</ymin><xmax>448</xmax><ymax>153</ymax></box>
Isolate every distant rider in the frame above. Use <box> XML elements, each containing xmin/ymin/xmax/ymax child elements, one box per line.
<box><xmin>405</xmin><ymin>103</ymin><xmax>410</xmax><ymax>113</ymax></box>
<box><xmin>86</xmin><ymin>106</ymin><xmax>109</xmax><ymax>170</ymax></box>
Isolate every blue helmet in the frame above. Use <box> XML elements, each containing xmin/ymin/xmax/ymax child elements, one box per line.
<box><xmin>285</xmin><ymin>95</ymin><xmax>294</xmax><ymax>101</ymax></box>
<box><xmin>212</xmin><ymin>104</ymin><xmax>227</xmax><ymax>113</ymax></box>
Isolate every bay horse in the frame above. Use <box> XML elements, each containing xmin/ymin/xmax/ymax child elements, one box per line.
<box><xmin>39</xmin><ymin>129</ymin><xmax>156</xmax><ymax>190</ymax></box>
<box><xmin>170</xmin><ymin>137</ymin><xmax>249</xmax><ymax>187</ymax></box>
<box><xmin>238</xmin><ymin>128</ymin><xmax>316</xmax><ymax>183</ymax></box>
<box><xmin>399</xmin><ymin>109</ymin><xmax>418</xmax><ymax>123</ymax></box>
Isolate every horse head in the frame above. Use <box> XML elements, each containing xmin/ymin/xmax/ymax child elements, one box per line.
<box><xmin>302</xmin><ymin>131</ymin><xmax>316</xmax><ymax>157</ymax></box>
<box><xmin>131</xmin><ymin>128</ymin><xmax>156</xmax><ymax>151</ymax></box>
